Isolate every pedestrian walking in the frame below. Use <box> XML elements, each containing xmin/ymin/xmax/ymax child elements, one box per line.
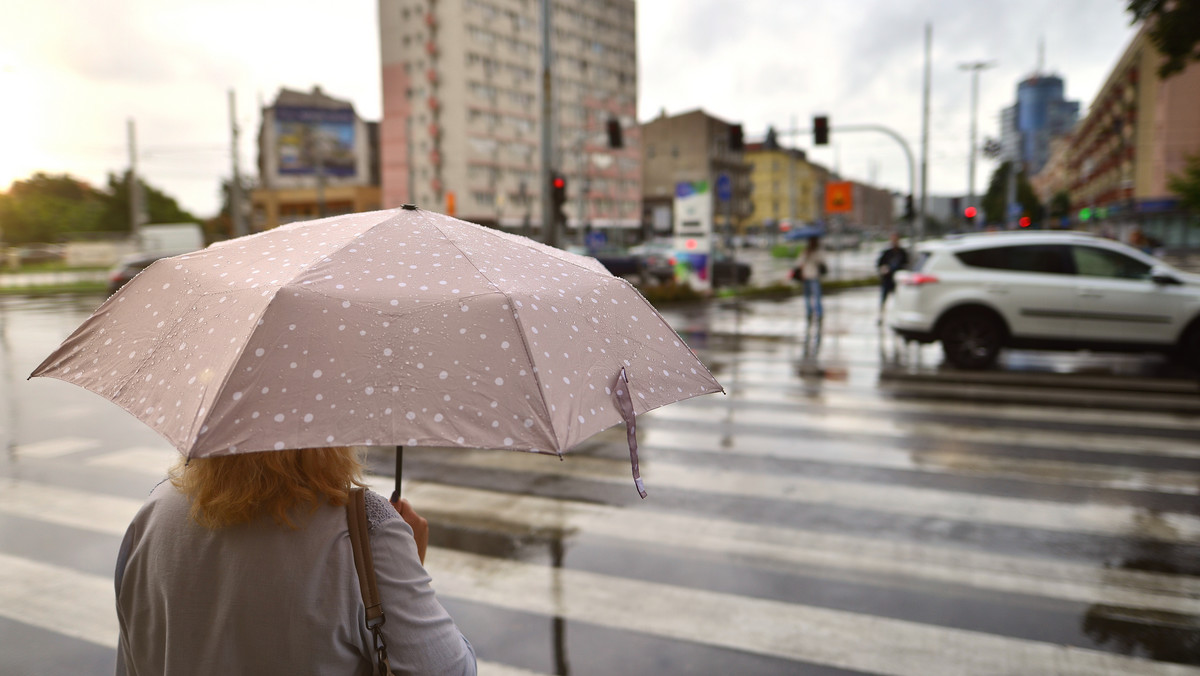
<box><xmin>796</xmin><ymin>237</ymin><xmax>827</xmax><ymax>324</ymax></box>
<box><xmin>876</xmin><ymin>232</ymin><xmax>909</xmax><ymax>324</ymax></box>
<box><xmin>114</xmin><ymin>446</ymin><xmax>477</xmax><ymax>676</ymax></box>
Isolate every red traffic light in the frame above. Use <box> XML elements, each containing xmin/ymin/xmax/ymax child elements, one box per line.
<box><xmin>1019</xmin><ymin>216</ymin><xmax>1031</xmax><ymax>228</ymax></box>
<box><xmin>552</xmin><ymin>177</ymin><xmax>565</xmax><ymax>189</ymax></box>
<box><xmin>964</xmin><ymin>206</ymin><xmax>977</xmax><ymax>219</ymax></box>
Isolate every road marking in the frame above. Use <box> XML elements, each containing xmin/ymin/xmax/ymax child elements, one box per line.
<box><xmin>638</xmin><ymin>427</ymin><xmax>1200</xmax><ymax>495</ymax></box>
<box><xmin>0</xmin><ymin>552</ymin><xmax>546</xmax><ymax>676</ymax></box>
<box><xmin>696</xmin><ymin>385</ymin><xmax>1200</xmax><ymax>432</ymax></box>
<box><xmin>647</xmin><ymin>402</ymin><xmax>1200</xmax><ymax>459</ymax></box>
<box><xmin>12</xmin><ymin>436</ymin><xmax>100</xmax><ymax>459</ymax></box>
<box><xmin>428</xmin><ymin>547</ymin><xmax>1200</xmax><ymax>676</ymax></box>
<box><xmin>422</xmin><ymin>449</ymin><xmax>1200</xmax><ymax>544</ymax></box>
<box><xmin>4</xmin><ymin>526</ymin><xmax>1192</xmax><ymax>676</ymax></box>
<box><xmin>6</xmin><ymin>473</ymin><xmax>1196</xmax><ymax>618</ymax></box>
<box><xmin>0</xmin><ymin>553</ymin><xmax>117</xmax><ymax>647</ymax></box>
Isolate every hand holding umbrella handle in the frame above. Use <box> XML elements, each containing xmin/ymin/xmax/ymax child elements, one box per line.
<box><xmin>391</xmin><ymin>497</ymin><xmax>429</xmax><ymax>565</ymax></box>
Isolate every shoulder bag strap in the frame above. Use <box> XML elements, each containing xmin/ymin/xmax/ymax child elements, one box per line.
<box><xmin>347</xmin><ymin>487</ymin><xmax>397</xmax><ymax>676</ymax></box>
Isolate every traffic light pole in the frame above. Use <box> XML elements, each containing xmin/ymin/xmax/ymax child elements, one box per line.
<box><xmin>539</xmin><ymin>0</ymin><xmax>557</xmax><ymax>248</ymax></box>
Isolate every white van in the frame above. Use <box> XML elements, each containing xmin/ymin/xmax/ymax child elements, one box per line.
<box><xmin>138</xmin><ymin>223</ymin><xmax>205</xmax><ymax>255</ymax></box>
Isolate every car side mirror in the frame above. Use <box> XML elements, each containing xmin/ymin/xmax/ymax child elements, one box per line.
<box><xmin>1150</xmin><ymin>266</ymin><xmax>1181</xmax><ymax>285</ymax></box>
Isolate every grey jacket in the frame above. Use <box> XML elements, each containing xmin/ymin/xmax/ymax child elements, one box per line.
<box><xmin>115</xmin><ymin>481</ymin><xmax>476</xmax><ymax>675</ymax></box>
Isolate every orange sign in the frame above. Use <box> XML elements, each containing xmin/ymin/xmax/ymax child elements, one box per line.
<box><xmin>824</xmin><ymin>181</ymin><xmax>853</xmax><ymax>214</ymax></box>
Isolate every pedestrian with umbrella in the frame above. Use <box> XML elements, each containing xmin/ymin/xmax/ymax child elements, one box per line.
<box><xmin>32</xmin><ymin>206</ymin><xmax>722</xmax><ymax>675</ymax></box>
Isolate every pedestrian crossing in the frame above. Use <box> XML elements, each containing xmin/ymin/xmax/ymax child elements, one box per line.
<box><xmin>4</xmin><ymin>352</ymin><xmax>1200</xmax><ymax>674</ymax></box>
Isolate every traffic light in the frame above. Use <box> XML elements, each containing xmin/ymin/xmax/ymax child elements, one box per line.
<box><xmin>1019</xmin><ymin>215</ymin><xmax>1031</xmax><ymax>228</ymax></box>
<box><xmin>606</xmin><ymin>117</ymin><xmax>623</xmax><ymax>149</ymax></box>
<box><xmin>551</xmin><ymin>173</ymin><xmax>568</xmax><ymax>226</ymax></box>
<box><xmin>904</xmin><ymin>194</ymin><xmax>914</xmax><ymax>220</ymax></box>
<box><xmin>813</xmin><ymin>115</ymin><xmax>829</xmax><ymax>146</ymax></box>
<box><xmin>964</xmin><ymin>206</ymin><xmax>977</xmax><ymax>224</ymax></box>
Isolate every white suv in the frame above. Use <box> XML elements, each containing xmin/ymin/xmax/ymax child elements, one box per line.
<box><xmin>890</xmin><ymin>231</ymin><xmax>1200</xmax><ymax>369</ymax></box>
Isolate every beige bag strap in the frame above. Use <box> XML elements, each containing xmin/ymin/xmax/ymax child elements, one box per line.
<box><xmin>346</xmin><ymin>488</ymin><xmax>396</xmax><ymax>676</ymax></box>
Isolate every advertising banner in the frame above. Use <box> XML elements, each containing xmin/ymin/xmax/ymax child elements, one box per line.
<box><xmin>275</xmin><ymin>106</ymin><xmax>357</xmax><ymax>177</ymax></box>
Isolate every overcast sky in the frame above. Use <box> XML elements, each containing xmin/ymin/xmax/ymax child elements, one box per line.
<box><xmin>0</xmin><ymin>0</ymin><xmax>1138</xmax><ymax>218</ymax></box>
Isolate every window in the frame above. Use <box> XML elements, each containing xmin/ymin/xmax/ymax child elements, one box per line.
<box><xmin>1072</xmin><ymin>246</ymin><xmax>1151</xmax><ymax>279</ymax></box>
<box><xmin>955</xmin><ymin>245</ymin><xmax>1072</xmax><ymax>274</ymax></box>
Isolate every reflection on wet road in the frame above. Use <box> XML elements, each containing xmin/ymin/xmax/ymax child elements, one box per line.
<box><xmin>2</xmin><ymin>290</ymin><xmax>1199</xmax><ymax>674</ymax></box>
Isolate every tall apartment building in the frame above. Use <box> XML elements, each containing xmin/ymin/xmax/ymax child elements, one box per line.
<box><xmin>378</xmin><ymin>0</ymin><xmax>640</xmax><ymax>236</ymax></box>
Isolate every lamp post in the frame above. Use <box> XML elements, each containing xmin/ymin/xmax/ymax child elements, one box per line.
<box><xmin>959</xmin><ymin>61</ymin><xmax>995</xmax><ymax>215</ymax></box>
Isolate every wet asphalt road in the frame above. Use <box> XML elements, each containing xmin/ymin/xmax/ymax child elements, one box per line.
<box><xmin>1</xmin><ymin>286</ymin><xmax>1199</xmax><ymax>675</ymax></box>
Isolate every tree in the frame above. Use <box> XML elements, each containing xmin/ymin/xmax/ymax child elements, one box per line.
<box><xmin>1048</xmin><ymin>190</ymin><xmax>1072</xmax><ymax>221</ymax></box>
<box><xmin>1128</xmin><ymin>0</ymin><xmax>1200</xmax><ymax>79</ymax></box>
<box><xmin>96</xmin><ymin>172</ymin><xmax>200</xmax><ymax>233</ymax></box>
<box><xmin>981</xmin><ymin>162</ymin><xmax>1044</xmax><ymax>226</ymax></box>
<box><xmin>0</xmin><ymin>173</ymin><xmax>107</xmax><ymax>244</ymax></box>
<box><xmin>1168</xmin><ymin>153</ymin><xmax>1200</xmax><ymax>211</ymax></box>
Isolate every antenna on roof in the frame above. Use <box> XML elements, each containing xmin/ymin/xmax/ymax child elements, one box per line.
<box><xmin>1037</xmin><ymin>38</ymin><xmax>1045</xmax><ymax>76</ymax></box>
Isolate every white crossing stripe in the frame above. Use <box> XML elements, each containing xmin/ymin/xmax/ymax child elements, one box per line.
<box><xmin>2</xmin><ymin>509</ymin><xmax>1196</xmax><ymax>676</ymax></box>
<box><xmin>13</xmin><ymin>436</ymin><xmax>100</xmax><ymax>459</ymax></box>
<box><xmin>701</xmin><ymin>385</ymin><xmax>1200</xmax><ymax>432</ymax></box>
<box><xmin>6</xmin><ymin>473</ymin><xmax>1198</xmax><ymax>618</ymax></box>
<box><xmin>640</xmin><ymin>428</ymin><xmax>1200</xmax><ymax>495</ymax></box>
<box><xmin>422</xmin><ymin>449</ymin><xmax>1200</xmax><ymax>544</ymax></box>
<box><xmin>0</xmin><ymin>553</ymin><xmax>116</xmax><ymax>647</ymax></box>
<box><xmin>0</xmin><ymin>553</ymin><xmax>545</xmax><ymax>676</ymax></box>
<box><xmin>648</xmin><ymin>401</ymin><xmax>1200</xmax><ymax>459</ymax></box>
<box><xmin>428</xmin><ymin>547</ymin><xmax>1200</xmax><ymax>676</ymax></box>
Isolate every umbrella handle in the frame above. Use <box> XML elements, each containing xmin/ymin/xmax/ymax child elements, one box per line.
<box><xmin>390</xmin><ymin>445</ymin><xmax>404</xmax><ymax>503</ymax></box>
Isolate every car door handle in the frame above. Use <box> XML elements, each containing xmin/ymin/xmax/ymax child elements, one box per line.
<box><xmin>1077</xmin><ymin>289</ymin><xmax>1103</xmax><ymax>298</ymax></box>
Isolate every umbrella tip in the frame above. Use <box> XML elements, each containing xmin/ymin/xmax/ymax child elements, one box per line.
<box><xmin>401</xmin><ymin>204</ymin><xmax>418</xmax><ymax>211</ymax></box>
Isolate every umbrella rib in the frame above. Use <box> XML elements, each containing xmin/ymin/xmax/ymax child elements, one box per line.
<box><xmin>420</xmin><ymin>218</ymin><xmax>565</xmax><ymax>455</ymax></box>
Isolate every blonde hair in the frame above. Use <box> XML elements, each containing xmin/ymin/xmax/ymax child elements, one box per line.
<box><xmin>170</xmin><ymin>447</ymin><xmax>366</xmax><ymax>529</ymax></box>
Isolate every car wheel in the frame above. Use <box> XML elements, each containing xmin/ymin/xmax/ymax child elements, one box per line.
<box><xmin>938</xmin><ymin>309</ymin><xmax>1003</xmax><ymax>369</ymax></box>
<box><xmin>1175</xmin><ymin>321</ymin><xmax>1200</xmax><ymax>370</ymax></box>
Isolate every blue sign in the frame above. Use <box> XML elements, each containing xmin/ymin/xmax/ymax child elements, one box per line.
<box><xmin>585</xmin><ymin>230</ymin><xmax>607</xmax><ymax>248</ymax></box>
<box><xmin>716</xmin><ymin>174</ymin><xmax>732</xmax><ymax>202</ymax></box>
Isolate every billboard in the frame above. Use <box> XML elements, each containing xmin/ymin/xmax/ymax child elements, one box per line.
<box><xmin>275</xmin><ymin>106</ymin><xmax>357</xmax><ymax>177</ymax></box>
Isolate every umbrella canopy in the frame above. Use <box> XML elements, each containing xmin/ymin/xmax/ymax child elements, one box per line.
<box><xmin>31</xmin><ymin>207</ymin><xmax>722</xmax><ymax>492</ymax></box>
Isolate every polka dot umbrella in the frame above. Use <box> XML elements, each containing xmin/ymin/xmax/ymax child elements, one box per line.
<box><xmin>30</xmin><ymin>206</ymin><xmax>723</xmax><ymax>498</ymax></box>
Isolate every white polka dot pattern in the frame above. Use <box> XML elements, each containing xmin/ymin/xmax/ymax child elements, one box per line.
<box><xmin>30</xmin><ymin>208</ymin><xmax>723</xmax><ymax>458</ymax></box>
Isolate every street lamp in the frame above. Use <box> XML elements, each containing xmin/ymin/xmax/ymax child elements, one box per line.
<box><xmin>959</xmin><ymin>61</ymin><xmax>995</xmax><ymax>215</ymax></box>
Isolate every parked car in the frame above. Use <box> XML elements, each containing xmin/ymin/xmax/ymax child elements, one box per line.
<box><xmin>628</xmin><ymin>240</ymin><xmax>678</xmax><ymax>284</ymax></box>
<box><xmin>890</xmin><ymin>230</ymin><xmax>1200</xmax><ymax>369</ymax></box>
<box><xmin>712</xmin><ymin>253</ymin><xmax>752</xmax><ymax>287</ymax></box>
<box><xmin>108</xmin><ymin>252</ymin><xmax>172</xmax><ymax>295</ymax></box>
<box><xmin>13</xmin><ymin>243</ymin><xmax>65</xmax><ymax>265</ymax></box>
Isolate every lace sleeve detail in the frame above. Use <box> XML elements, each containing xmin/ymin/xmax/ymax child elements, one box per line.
<box><xmin>363</xmin><ymin>489</ymin><xmax>400</xmax><ymax>530</ymax></box>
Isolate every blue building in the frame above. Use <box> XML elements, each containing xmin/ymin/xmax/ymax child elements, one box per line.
<box><xmin>1000</xmin><ymin>74</ymin><xmax>1080</xmax><ymax>174</ymax></box>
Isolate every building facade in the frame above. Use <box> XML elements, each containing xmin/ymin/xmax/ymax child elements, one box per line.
<box><xmin>1032</xmin><ymin>26</ymin><xmax>1200</xmax><ymax>245</ymax></box>
<box><xmin>379</xmin><ymin>0</ymin><xmax>641</xmax><ymax>237</ymax></box>
<box><xmin>640</xmin><ymin>109</ymin><xmax>752</xmax><ymax>239</ymax></box>
<box><xmin>251</xmin><ymin>87</ymin><xmax>381</xmax><ymax>230</ymax></box>
<box><xmin>1000</xmin><ymin>74</ymin><xmax>1080</xmax><ymax>174</ymax></box>
<box><xmin>744</xmin><ymin>141</ymin><xmax>821</xmax><ymax>232</ymax></box>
